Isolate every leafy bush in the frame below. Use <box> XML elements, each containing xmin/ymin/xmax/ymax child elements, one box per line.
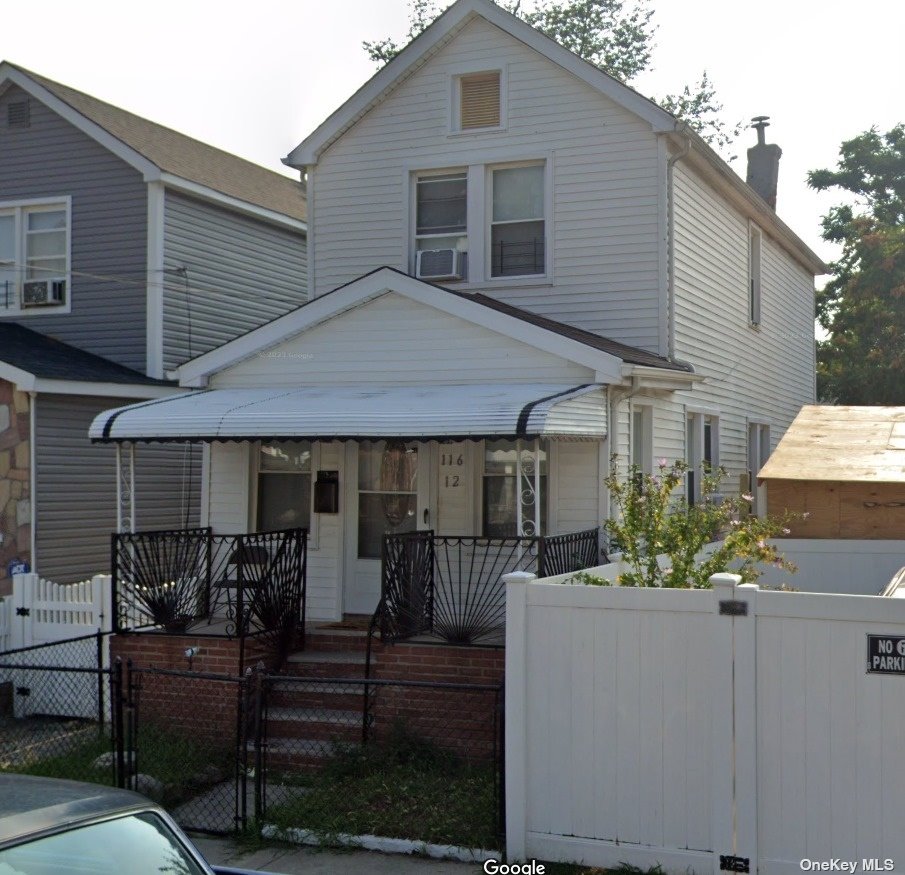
<box><xmin>592</xmin><ymin>457</ymin><xmax>800</xmax><ymax>588</ymax></box>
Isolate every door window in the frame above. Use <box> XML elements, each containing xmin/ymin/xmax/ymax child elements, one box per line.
<box><xmin>358</xmin><ymin>441</ymin><xmax>418</xmax><ymax>558</ymax></box>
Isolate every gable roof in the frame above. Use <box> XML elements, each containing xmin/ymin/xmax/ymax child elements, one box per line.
<box><xmin>286</xmin><ymin>0</ymin><xmax>674</xmax><ymax>167</ymax></box>
<box><xmin>0</xmin><ymin>62</ymin><xmax>306</xmax><ymax>225</ymax></box>
<box><xmin>758</xmin><ymin>405</ymin><xmax>905</xmax><ymax>484</ymax></box>
<box><xmin>284</xmin><ymin>0</ymin><xmax>825</xmax><ymax>276</ymax></box>
<box><xmin>175</xmin><ymin>266</ymin><xmax>694</xmax><ymax>387</ymax></box>
<box><xmin>0</xmin><ymin>323</ymin><xmax>174</xmax><ymax>396</ymax></box>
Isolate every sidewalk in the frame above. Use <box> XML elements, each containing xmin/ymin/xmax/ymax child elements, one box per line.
<box><xmin>193</xmin><ymin>835</ymin><xmax>488</xmax><ymax>874</ymax></box>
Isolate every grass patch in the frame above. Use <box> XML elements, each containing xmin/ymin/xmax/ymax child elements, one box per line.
<box><xmin>266</xmin><ymin>726</ymin><xmax>499</xmax><ymax>850</ymax></box>
<box><xmin>1</xmin><ymin>721</ymin><xmax>232</xmax><ymax>808</ymax></box>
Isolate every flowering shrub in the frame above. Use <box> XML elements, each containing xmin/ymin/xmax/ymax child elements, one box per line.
<box><xmin>593</xmin><ymin>457</ymin><xmax>800</xmax><ymax>589</ymax></box>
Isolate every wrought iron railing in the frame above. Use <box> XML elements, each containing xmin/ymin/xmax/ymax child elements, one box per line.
<box><xmin>375</xmin><ymin>527</ymin><xmax>601</xmax><ymax>646</ymax></box>
<box><xmin>111</xmin><ymin>527</ymin><xmax>307</xmax><ymax>663</ymax></box>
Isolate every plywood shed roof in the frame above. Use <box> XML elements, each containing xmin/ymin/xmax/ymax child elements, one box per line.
<box><xmin>758</xmin><ymin>405</ymin><xmax>905</xmax><ymax>483</ymax></box>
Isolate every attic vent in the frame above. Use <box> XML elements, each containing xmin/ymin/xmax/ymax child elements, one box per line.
<box><xmin>7</xmin><ymin>100</ymin><xmax>30</xmax><ymax>128</ymax></box>
<box><xmin>460</xmin><ymin>71</ymin><xmax>500</xmax><ymax>129</ymax></box>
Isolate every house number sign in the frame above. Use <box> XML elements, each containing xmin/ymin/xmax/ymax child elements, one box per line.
<box><xmin>867</xmin><ymin>635</ymin><xmax>905</xmax><ymax>675</ymax></box>
<box><xmin>441</xmin><ymin>451</ymin><xmax>464</xmax><ymax>488</ymax></box>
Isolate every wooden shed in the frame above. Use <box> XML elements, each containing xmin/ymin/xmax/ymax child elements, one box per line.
<box><xmin>759</xmin><ymin>405</ymin><xmax>905</xmax><ymax>539</ymax></box>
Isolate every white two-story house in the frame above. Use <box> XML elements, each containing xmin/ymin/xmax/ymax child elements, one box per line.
<box><xmin>91</xmin><ymin>0</ymin><xmax>824</xmax><ymax>634</ymax></box>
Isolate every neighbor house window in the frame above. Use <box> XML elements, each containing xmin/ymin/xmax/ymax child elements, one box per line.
<box><xmin>458</xmin><ymin>71</ymin><xmax>501</xmax><ymax>130</ymax></box>
<box><xmin>748</xmin><ymin>422</ymin><xmax>770</xmax><ymax>516</ymax></box>
<box><xmin>686</xmin><ymin>412</ymin><xmax>719</xmax><ymax>505</ymax></box>
<box><xmin>749</xmin><ymin>224</ymin><xmax>762</xmax><ymax>326</ymax></box>
<box><xmin>414</xmin><ymin>171</ymin><xmax>467</xmax><ymax>280</ymax></box>
<box><xmin>482</xmin><ymin>439</ymin><xmax>547</xmax><ymax>537</ymax></box>
<box><xmin>256</xmin><ymin>441</ymin><xmax>312</xmax><ymax>531</ymax></box>
<box><xmin>631</xmin><ymin>405</ymin><xmax>653</xmax><ymax>493</ymax></box>
<box><xmin>490</xmin><ymin>163</ymin><xmax>545</xmax><ymax>277</ymax></box>
<box><xmin>0</xmin><ymin>200</ymin><xmax>70</xmax><ymax>313</ymax></box>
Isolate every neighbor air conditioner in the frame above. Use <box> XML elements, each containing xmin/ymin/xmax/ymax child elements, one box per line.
<box><xmin>21</xmin><ymin>279</ymin><xmax>66</xmax><ymax>307</ymax></box>
<box><xmin>415</xmin><ymin>248</ymin><xmax>464</xmax><ymax>281</ymax></box>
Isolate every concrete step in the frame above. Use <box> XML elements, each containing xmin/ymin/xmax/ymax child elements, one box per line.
<box><xmin>267</xmin><ymin>679</ymin><xmax>370</xmax><ymax>711</ymax></box>
<box><xmin>253</xmin><ymin>736</ymin><xmax>360</xmax><ymax>769</ymax></box>
<box><xmin>267</xmin><ymin>706</ymin><xmax>361</xmax><ymax>726</ymax></box>
<box><xmin>287</xmin><ymin>650</ymin><xmax>368</xmax><ymax>665</ymax></box>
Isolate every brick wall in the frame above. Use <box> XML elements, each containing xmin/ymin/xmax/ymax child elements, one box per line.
<box><xmin>372</xmin><ymin>640</ymin><xmax>505</xmax><ymax>685</ymax></box>
<box><xmin>0</xmin><ymin>381</ymin><xmax>31</xmax><ymax>596</ymax></box>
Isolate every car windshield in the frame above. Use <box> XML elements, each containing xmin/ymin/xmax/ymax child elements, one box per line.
<box><xmin>0</xmin><ymin>811</ymin><xmax>209</xmax><ymax>875</ymax></box>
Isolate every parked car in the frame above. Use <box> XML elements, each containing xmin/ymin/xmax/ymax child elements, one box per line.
<box><xmin>0</xmin><ymin>774</ymin><xmax>280</xmax><ymax>875</ymax></box>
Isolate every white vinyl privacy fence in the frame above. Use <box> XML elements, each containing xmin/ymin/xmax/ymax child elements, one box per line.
<box><xmin>505</xmin><ymin>571</ymin><xmax>905</xmax><ymax>872</ymax></box>
<box><xmin>0</xmin><ymin>573</ymin><xmax>112</xmax><ymax>652</ymax></box>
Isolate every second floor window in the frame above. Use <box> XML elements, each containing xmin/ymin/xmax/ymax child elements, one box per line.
<box><xmin>491</xmin><ymin>164</ymin><xmax>545</xmax><ymax>277</ymax></box>
<box><xmin>415</xmin><ymin>172</ymin><xmax>468</xmax><ymax>280</ymax></box>
<box><xmin>0</xmin><ymin>201</ymin><xmax>69</xmax><ymax>313</ymax></box>
<box><xmin>749</xmin><ymin>224</ymin><xmax>762</xmax><ymax>326</ymax></box>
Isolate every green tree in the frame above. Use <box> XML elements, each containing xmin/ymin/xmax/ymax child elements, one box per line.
<box><xmin>363</xmin><ymin>0</ymin><xmax>742</xmax><ymax>152</ymax></box>
<box><xmin>808</xmin><ymin>125</ymin><xmax>905</xmax><ymax>404</ymax></box>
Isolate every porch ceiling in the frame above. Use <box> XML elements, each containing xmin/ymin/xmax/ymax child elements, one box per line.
<box><xmin>89</xmin><ymin>383</ymin><xmax>607</xmax><ymax>443</ymax></box>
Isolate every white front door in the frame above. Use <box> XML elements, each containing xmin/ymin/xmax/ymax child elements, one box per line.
<box><xmin>344</xmin><ymin>441</ymin><xmax>433</xmax><ymax>615</ymax></box>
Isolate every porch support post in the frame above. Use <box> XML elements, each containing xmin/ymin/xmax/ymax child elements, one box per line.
<box><xmin>128</xmin><ymin>443</ymin><xmax>136</xmax><ymax>533</ymax></box>
<box><xmin>532</xmin><ymin>438</ymin><xmax>541</xmax><ymax>537</ymax></box>
<box><xmin>115</xmin><ymin>444</ymin><xmax>123</xmax><ymax>533</ymax></box>
<box><xmin>515</xmin><ymin>439</ymin><xmax>524</xmax><ymax>538</ymax></box>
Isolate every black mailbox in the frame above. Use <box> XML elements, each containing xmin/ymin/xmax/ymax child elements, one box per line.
<box><xmin>314</xmin><ymin>470</ymin><xmax>339</xmax><ymax>514</ymax></box>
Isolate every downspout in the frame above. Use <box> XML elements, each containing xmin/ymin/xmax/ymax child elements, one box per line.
<box><xmin>29</xmin><ymin>391</ymin><xmax>36</xmax><ymax>574</ymax></box>
<box><xmin>666</xmin><ymin>127</ymin><xmax>692</xmax><ymax>362</ymax></box>
<box><xmin>606</xmin><ymin>376</ymin><xmax>644</xmax><ymax>520</ymax></box>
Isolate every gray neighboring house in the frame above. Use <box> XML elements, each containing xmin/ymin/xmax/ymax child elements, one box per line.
<box><xmin>0</xmin><ymin>62</ymin><xmax>307</xmax><ymax>590</ymax></box>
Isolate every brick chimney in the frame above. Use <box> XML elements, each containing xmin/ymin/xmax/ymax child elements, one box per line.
<box><xmin>746</xmin><ymin>116</ymin><xmax>782</xmax><ymax>209</ymax></box>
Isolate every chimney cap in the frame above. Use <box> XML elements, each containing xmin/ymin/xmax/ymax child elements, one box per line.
<box><xmin>751</xmin><ymin>116</ymin><xmax>770</xmax><ymax>145</ymax></box>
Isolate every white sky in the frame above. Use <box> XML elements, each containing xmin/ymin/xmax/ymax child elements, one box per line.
<box><xmin>2</xmin><ymin>0</ymin><xmax>902</xmax><ymax>268</ymax></box>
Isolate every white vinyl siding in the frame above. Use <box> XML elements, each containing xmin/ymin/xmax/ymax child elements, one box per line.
<box><xmin>210</xmin><ymin>292</ymin><xmax>596</xmax><ymax>389</ymax></box>
<box><xmin>671</xmin><ymin>161</ymin><xmax>815</xmax><ymax>488</ymax></box>
<box><xmin>551</xmin><ymin>440</ymin><xmax>600</xmax><ymax>533</ymax></box>
<box><xmin>311</xmin><ymin>16</ymin><xmax>663</xmax><ymax>352</ymax></box>
<box><xmin>207</xmin><ymin>440</ymin><xmax>343</xmax><ymax>621</ymax></box>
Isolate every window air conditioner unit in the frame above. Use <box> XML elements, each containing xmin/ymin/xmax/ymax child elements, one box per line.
<box><xmin>21</xmin><ymin>279</ymin><xmax>66</xmax><ymax>307</ymax></box>
<box><xmin>416</xmin><ymin>248</ymin><xmax>463</xmax><ymax>281</ymax></box>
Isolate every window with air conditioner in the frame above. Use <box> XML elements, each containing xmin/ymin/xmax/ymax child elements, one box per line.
<box><xmin>414</xmin><ymin>171</ymin><xmax>467</xmax><ymax>280</ymax></box>
<box><xmin>0</xmin><ymin>200</ymin><xmax>70</xmax><ymax>314</ymax></box>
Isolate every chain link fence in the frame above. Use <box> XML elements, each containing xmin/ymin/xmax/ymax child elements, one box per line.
<box><xmin>0</xmin><ymin>633</ymin><xmax>122</xmax><ymax>787</ymax></box>
<box><xmin>0</xmin><ymin>645</ymin><xmax>504</xmax><ymax>848</ymax></box>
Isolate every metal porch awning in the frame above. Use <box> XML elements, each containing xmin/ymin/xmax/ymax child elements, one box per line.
<box><xmin>89</xmin><ymin>383</ymin><xmax>607</xmax><ymax>442</ymax></box>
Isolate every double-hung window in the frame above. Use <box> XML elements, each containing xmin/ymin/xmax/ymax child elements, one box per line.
<box><xmin>748</xmin><ymin>422</ymin><xmax>771</xmax><ymax>516</ymax></box>
<box><xmin>749</xmin><ymin>224</ymin><xmax>762</xmax><ymax>326</ymax></box>
<box><xmin>415</xmin><ymin>171</ymin><xmax>468</xmax><ymax>280</ymax></box>
<box><xmin>256</xmin><ymin>441</ymin><xmax>312</xmax><ymax>532</ymax></box>
<box><xmin>686</xmin><ymin>412</ymin><xmax>719</xmax><ymax>505</ymax></box>
<box><xmin>0</xmin><ymin>200</ymin><xmax>69</xmax><ymax>313</ymax></box>
<box><xmin>490</xmin><ymin>163</ymin><xmax>545</xmax><ymax>277</ymax></box>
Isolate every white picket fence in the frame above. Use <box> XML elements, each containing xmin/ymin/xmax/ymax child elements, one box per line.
<box><xmin>505</xmin><ymin>571</ymin><xmax>905</xmax><ymax>871</ymax></box>
<box><xmin>0</xmin><ymin>573</ymin><xmax>113</xmax><ymax>719</ymax></box>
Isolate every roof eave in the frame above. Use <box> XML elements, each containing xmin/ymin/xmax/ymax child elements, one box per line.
<box><xmin>668</xmin><ymin>127</ymin><xmax>828</xmax><ymax>276</ymax></box>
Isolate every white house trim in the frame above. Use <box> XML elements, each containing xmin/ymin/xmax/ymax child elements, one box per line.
<box><xmin>146</xmin><ymin>181</ymin><xmax>165</xmax><ymax>379</ymax></box>
<box><xmin>159</xmin><ymin>174</ymin><xmax>307</xmax><ymax>232</ymax></box>
<box><xmin>174</xmin><ymin>268</ymin><xmax>627</xmax><ymax>387</ymax></box>
<box><xmin>284</xmin><ymin>0</ymin><xmax>675</xmax><ymax>168</ymax></box>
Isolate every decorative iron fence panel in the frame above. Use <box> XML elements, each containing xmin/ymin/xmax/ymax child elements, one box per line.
<box><xmin>379</xmin><ymin>528</ymin><xmax>600</xmax><ymax>645</ymax></box>
<box><xmin>112</xmin><ymin>527</ymin><xmax>307</xmax><ymax>665</ymax></box>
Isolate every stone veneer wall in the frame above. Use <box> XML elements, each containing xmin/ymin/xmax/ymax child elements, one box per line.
<box><xmin>0</xmin><ymin>381</ymin><xmax>31</xmax><ymax>596</ymax></box>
